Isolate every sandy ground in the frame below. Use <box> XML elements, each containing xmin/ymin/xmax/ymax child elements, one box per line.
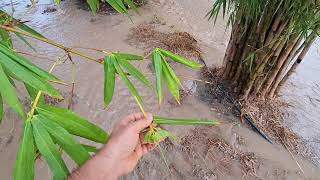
<box><xmin>0</xmin><ymin>0</ymin><xmax>319</xmax><ymax>179</ymax></box>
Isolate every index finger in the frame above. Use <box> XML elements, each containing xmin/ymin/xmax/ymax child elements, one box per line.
<box><xmin>130</xmin><ymin>113</ymin><xmax>153</xmax><ymax>132</ymax></box>
<box><xmin>119</xmin><ymin>112</ymin><xmax>145</xmax><ymax>126</ymax></box>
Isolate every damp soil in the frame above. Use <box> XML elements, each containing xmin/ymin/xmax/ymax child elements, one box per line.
<box><xmin>0</xmin><ymin>0</ymin><xmax>319</xmax><ymax>179</ymax></box>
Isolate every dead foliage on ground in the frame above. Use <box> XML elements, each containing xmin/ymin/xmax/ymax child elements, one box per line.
<box><xmin>180</xmin><ymin>126</ymin><xmax>260</xmax><ymax>178</ymax></box>
<box><xmin>199</xmin><ymin>67</ymin><xmax>238</xmax><ymax>115</ymax></box>
<box><xmin>242</xmin><ymin>98</ymin><xmax>310</xmax><ymax>157</ymax></box>
<box><xmin>127</xmin><ymin>22</ymin><xmax>202</xmax><ymax>59</ymax></box>
<box><xmin>200</xmin><ymin>66</ymin><xmax>311</xmax><ymax>159</ymax></box>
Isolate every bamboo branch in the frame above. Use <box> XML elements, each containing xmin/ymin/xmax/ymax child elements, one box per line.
<box><xmin>0</xmin><ymin>25</ymin><xmax>102</xmax><ymax>63</ymax></box>
<box><xmin>28</xmin><ymin>61</ymin><xmax>59</xmax><ymax>116</ymax></box>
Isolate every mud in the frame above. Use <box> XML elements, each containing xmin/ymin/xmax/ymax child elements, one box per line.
<box><xmin>0</xmin><ymin>0</ymin><xmax>319</xmax><ymax>179</ymax></box>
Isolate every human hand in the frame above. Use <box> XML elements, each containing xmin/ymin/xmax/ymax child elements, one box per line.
<box><xmin>100</xmin><ymin>112</ymin><xmax>155</xmax><ymax>177</ymax></box>
<box><xmin>68</xmin><ymin>113</ymin><xmax>154</xmax><ymax>180</ymax></box>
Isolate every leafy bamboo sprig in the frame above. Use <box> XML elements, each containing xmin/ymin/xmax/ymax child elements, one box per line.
<box><xmin>0</xmin><ymin>8</ymin><xmax>221</xmax><ymax>180</ymax></box>
<box><xmin>103</xmin><ymin>52</ymin><xmax>150</xmax><ymax>115</ymax></box>
<box><xmin>152</xmin><ymin>48</ymin><xmax>203</xmax><ymax>105</ymax></box>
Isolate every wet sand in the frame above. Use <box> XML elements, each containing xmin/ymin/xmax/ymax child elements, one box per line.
<box><xmin>0</xmin><ymin>0</ymin><xmax>319</xmax><ymax>179</ymax></box>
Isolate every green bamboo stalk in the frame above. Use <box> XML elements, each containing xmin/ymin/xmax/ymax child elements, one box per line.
<box><xmin>153</xmin><ymin>116</ymin><xmax>221</xmax><ymax>126</ymax></box>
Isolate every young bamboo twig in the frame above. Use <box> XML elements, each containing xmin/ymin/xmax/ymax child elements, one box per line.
<box><xmin>0</xmin><ymin>25</ymin><xmax>101</xmax><ymax>63</ymax></box>
<box><xmin>66</xmin><ymin>52</ymin><xmax>76</xmax><ymax>110</ymax></box>
<box><xmin>28</xmin><ymin>61</ymin><xmax>59</xmax><ymax>116</ymax></box>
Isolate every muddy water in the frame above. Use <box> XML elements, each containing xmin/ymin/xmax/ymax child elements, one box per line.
<box><xmin>0</xmin><ymin>0</ymin><xmax>319</xmax><ymax>179</ymax></box>
<box><xmin>0</xmin><ymin>0</ymin><xmax>224</xmax><ymax>179</ymax></box>
<box><xmin>282</xmin><ymin>39</ymin><xmax>320</xmax><ymax>165</ymax></box>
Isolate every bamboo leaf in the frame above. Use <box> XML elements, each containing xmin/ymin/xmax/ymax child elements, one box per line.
<box><xmin>159</xmin><ymin>49</ymin><xmax>203</xmax><ymax>69</ymax></box>
<box><xmin>0</xmin><ymin>43</ymin><xmax>61</xmax><ymax>82</ymax></box>
<box><xmin>118</xmin><ymin>58</ymin><xmax>151</xmax><ymax>87</ymax></box>
<box><xmin>112</xmin><ymin>56</ymin><xmax>145</xmax><ymax>113</ymax></box>
<box><xmin>144</xmin><ymin>128</ymin><xmax>172</xmax><ymax>144</ymax></box>
<box><xmin>0</xmin><ymin>63</ymin><xmax>26</xmax><ymax>119</ymax></box>
<box><xmin>104</xmin><ymin>56</ymin><xmax>116</xmax><ymax>108</ymax></box>
<box><xmin>32</xmin><ymin>116</ymin><xmax>69</xmax><ymax>180</ymax></box>
<box><xmin>114</xmin><ymin>0</ymin><xmax>127</xmax><ymax>12</ymax></box>
<box><xmin>153</xmin><ymin>50</ymin><xmax>163</xmax><ymax>105</ymax></box>
<box><xmin>82</xmin><ymin>144</ymin><xmax>97</xmax><ymax>153</ymax></box>
<box><xmin>113</xmin><ymin>53</ymin><xmax>144</xmax><ymax>60</ymax></box>
<box><xmin>54</xmin><ymin>0</ymin><xmax>61</xmax><ymax>4</ymax></box>
<box><xmin>0</xmin><ymin>28</ymin><xmax>13</xmax><ymax>48</ymax></box>
<box><xmin>37</xmin><ymin>115</ymin><xmax>91</xmax><ymax>166</ymax></box>
<box><xmin>162</xmin><ymin>60</ymin><xmax>180</xmax><ymax>103</ymax></box>
<box><xmin>154</xmin><ymin>116</ymin><xmax>221</xmax><ymax>126</ymax></box>
<box><xmin>4</xmin><ymin>68</ymin><xmax>16</xmax><ymax>87</ymax></box>
<box><xmin>36</xmin><ymin>105</ymin><xmax>109</xmax><ymax>143</ymax></box>
<box><xmin>161</xmin><ymin>56</ymin><xmax>182</xmax><ymax>87</ymax></box>
<box><xmin>13</xmin><ymin>120</ymin><xmax>35</xmax><ymax>180</ymax></box>
<box><xmin>86</xmin><ymin>0</ymin><xmax>100</xmax><ymax>14</ymax></box>
<box><xmin>106</xmin><ymin>0</ymin><xmax>126</xmax><ymax>13</ymax></box>
<box><xmin>0</xmin><ymin>51</ymin><xmax>63</xmax><ymax>99</ymax></box>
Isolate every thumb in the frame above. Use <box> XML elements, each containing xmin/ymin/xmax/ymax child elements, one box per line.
<box><xmin>130</xmin><ymin>113</ymin><xmax>153</xmax><ymax>132</ymax></box>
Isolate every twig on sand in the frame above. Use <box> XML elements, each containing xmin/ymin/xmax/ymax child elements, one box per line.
<box><xmin>66</xmin><ymin>52</ymin><xmax>76</xmax><ymax>110</ymax></box>
<box><xmin>278</xmin><ymin>133</ymin><xmax>309</xmax><ymax>180</ymax></box>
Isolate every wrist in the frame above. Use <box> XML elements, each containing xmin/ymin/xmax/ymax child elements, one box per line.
<box><xmin>97</xmin><ymin>145</ymin><xmax>124</xmax><ymax>178</ymax></box>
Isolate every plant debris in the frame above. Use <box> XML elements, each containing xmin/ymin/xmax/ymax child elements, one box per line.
<box><xmin>42</xmin><ymin>6</ymin><xmax>57</xmax><ymax>14</ymax></box>
<box><xmin>200</xmin><ymin>66</ymin><xmax>313</xmax><ymax>159</ymax></box>
<box><xmin>127</xmin><ymin>22</ymin><xmax>202</xmax><ymax>59</ymax></box>
<box><xmin>180</xmin><ymin>126</ymin><xmax>260</xmax><ymax>178</ymax></box>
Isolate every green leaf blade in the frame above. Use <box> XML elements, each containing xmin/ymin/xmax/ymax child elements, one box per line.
<box><xmin>0</xmin><ymin>63</ymin><xmax>26</xmax><ymax>119</ymax></box>
<box><xmin>159</xmin><ymin>49</ymin><xmax>203</xmax><ymax>69</ymax></box>
<box><xmin>104</xmin><ymin>57</ymin><xmax>116</xmax><ymax>108</ymax></box>
<box><xmin>82</xmin><ymin>144</ymin><xmax>98</xmax><ymax>153</ymax></box>
<box><xmin>86</xmin><ymin>0</ymin><xmax>100</xmax><ymax>14</ymax></box>
<box><xmin>32</xmin><ymin>116</ymin><xmax>69</xmax><ymax>180</ymax></box>
<box><xmin>144</xmin><ymin>128</ymin><xmax>172</xmax><ymax>144</ymax></box>
<box><xmin>118</xmin><ymin>58</ymin><xmax>151</xmax><ymax>88</ymax></box>
<box><xmin>153</xmin><ymin>50</ymin><xmax>163</xmax><ymax>105</ymax></box>
<box><xmin>36</xmin><ymin>105</ymin><xmax>109</xmax><ymax>143</ymax></box>
<box><xmin>112</xmin><ymin>56</ymin><xmax>145</xmax><ymax>112</ymax></box>
<box><xmin>162</xmin><ymin>61</ymin><xmax>180</xmax><ymax>103</ymax></box>
<box><xmin>154</xmin><ymin>116</ymin><xmax>221</xmax><ymax>126</ymax></box>
<box><xmin>162</xmin><ymin>56</ymin><xmax>182</xmax><ymax>86</ymax></box>
<box><xmin>13</xmin><ymin>120</ymin><xmax>35</xmax><ymax>180</ymax></box>
<box><xmin>114</xmin><ymin>53</ymin><xmax>144</xmax><ymax>61</ymax></box>
<box><xmin>106</xmin><ymin>0</ymin><xmax>126</xmax><ymax>13</ymax></box>
<box><xmin>0</xmin><ymin>51</ymin><xmax>63</xmax><ymax>99</ymax></box>
<box><xmin>0</xmin><ymin>28</ymin><xmax>13</xmax><ymax>48</ymax></box>
<box><xmin>0</xmin><ymin>44</ymin><xmax>61</xmax><ymax>82</ymax></box>
<box><xmin>38</xmin><ymin>115</ymin><xmax>91</xmax><ymax>166</ymax></box>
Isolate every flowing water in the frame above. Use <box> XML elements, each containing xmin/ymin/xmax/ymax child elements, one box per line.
<box><xmin>282</xmin><ymin>39</ymin><xmax>320</xmax><ymax>164</ymax></box>
<box><xmin>0</xmin><ymin>0</ymin><xmax>319</xmax><ymax>179</ymax></box>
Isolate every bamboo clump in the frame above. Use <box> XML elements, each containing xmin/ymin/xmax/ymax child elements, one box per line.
<box><xmin>210</xmin><ymin>0</ymin><xmax>320</xmax><ymax>100</ymax></box>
